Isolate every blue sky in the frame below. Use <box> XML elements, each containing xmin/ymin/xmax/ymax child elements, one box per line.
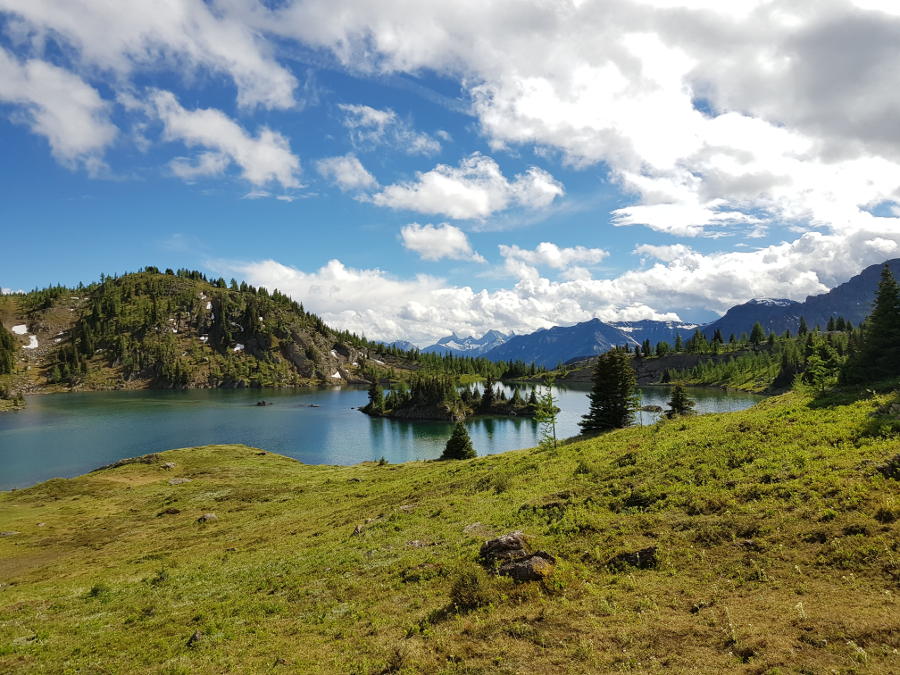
<box><xmin>2</xmin><ymin>1</ymin><xmax>900</xmax><ymax>344</ymax></box>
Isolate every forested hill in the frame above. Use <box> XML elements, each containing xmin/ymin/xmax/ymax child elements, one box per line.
<box><xmin>0</xmin><ymin>268</ymin><xmax>539</xmax><ymax>395</ymax></box>
<box><xmin>0</xmin><ymin>268</ymin><xmax>377</xmax><ymax>391</ymax></box>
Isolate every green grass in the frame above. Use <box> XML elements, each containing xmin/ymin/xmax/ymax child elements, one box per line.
<box><xmin>1</xmin><ymin>386</ymin><xmax>898</xmax><ymax>673</ymax></box>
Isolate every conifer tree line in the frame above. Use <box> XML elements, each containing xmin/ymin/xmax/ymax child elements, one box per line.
<box><xmin>0</xmin><ymin>323</ymin><xmax>16</xmax><ymax>375</ymax></box>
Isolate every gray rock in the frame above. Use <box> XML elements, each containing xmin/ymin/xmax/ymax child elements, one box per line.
<box><xmin>161</xmin><ymin>462</ymin><xmax>176</xmax><ymax>470</ymax></box>
<box><xmin>498</xmin><ymin>551</ymin><xmax>556</xmax><ymax>582</ymax></box>
<box><xmin>197</xmin><ymin>513</ymin><xmax>217</xmax><ymax>523</ymax></box>
<box><xmin>352</xmin><ymin>524</ymin><xmax>363</xmax><ymax>536</ymax></box>
<box><xmin>0</xmin><ymin>531</ymin><xmax>19</xmax><ymax>537</ymax></box>
<box><xmin>168</xmin><ymin>478</ymin><xmax>191</xmax><ymax>485</ymax></box>
<box><xmin>186</xmin><ymin>630</ymin><xmax>203</xmax><ymax>648</ymax></box>
<box><xmin>479</xmin><ymin>531</ymin><xmax>528</xmax><ymax>566</ymax></box>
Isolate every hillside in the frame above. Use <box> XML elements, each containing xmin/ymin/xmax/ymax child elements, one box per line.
<box><xmin>1</xmin><ymin>385</ymin><xmax>897</xmax><ymax>673</ymax></box>
<box><xmin>0</xmin><ymin>269</ymin><xmax>419</xmax><ymax>394</ymax></box>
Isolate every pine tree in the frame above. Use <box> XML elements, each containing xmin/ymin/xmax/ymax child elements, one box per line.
<box><xmin>440</xmin><ymin>422</ymin><xmax>476</xmax><ymax>460</ymax></box>
<box><xmin>579</xmin><ymin>350</ymin><xmax>638</xmax><ymax>434</ymax></box>
<box><xmin>798</xmin><ymin>316</ymin><xmax>809</xmax><ymax>335</ymax></box>
<box><xmin>664</xmin><ymin>384</ymin><xmax>695</xmax><ymax>418</ymax></box>
<box><xmin>749</xmin><ymin>322</ymin><xmax>765</xmax><ymax>346</ymax></box>
<box><xmin>843</xmin><ymin>265</ymin><xmax>900</xmax><ymax>381</ymax></box>
<box><xmin>674</xmin><ymin>334</ymin><xmax>684</xmax><ymax>352</ymax></box>
<box><xmin>533</xmin><ymin>381</ymin><xmax>559</xmax><ymax>450</ymax></box>
<box><xmin>480</xmin><ymin>375</ymin><xmax>496</xmax><ymax>411</ymax></box>
<box><xmin>365</xmin><ymin>380</ymin><xmax>384</xmax><ymax>413</ymax></box>
<box><xmin>0</xmin><ymin>323</ymin><xmax>15</xmax><ymax>375</ymax></box>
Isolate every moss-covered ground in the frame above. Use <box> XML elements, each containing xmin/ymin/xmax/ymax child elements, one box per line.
<box><xmin>1</xmin><ymin>386</ymin><xmax>898</xmax><ymax>673</ymax></box>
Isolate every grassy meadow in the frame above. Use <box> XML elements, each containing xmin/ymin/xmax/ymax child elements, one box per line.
<box><xmin>0</xmin><ymin>384</ymin><xmax>898</xmax><ymax>673</ymax></box>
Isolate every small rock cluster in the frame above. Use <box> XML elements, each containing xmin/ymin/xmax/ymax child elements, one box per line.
<box><xmin>478</xmin><ymin>531</ymin><xmax>556</xmax><ymax>582</ymax></box>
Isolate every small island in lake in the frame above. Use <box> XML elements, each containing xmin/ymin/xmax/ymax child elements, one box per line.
<box><xmin>360</xmin><ymin>374</ymin><xmax>542</xmax><ymax>421</ymax></box>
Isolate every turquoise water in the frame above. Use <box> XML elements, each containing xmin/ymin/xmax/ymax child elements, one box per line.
<box><xmin>0</xmin><ymin>385</ymin><xmax>764</xmax><ymax>490</ymax></box>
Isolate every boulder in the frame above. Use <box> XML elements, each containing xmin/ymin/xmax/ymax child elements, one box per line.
<box><xmin>479</xmin><ymin>531</ymin><xmax>556</xmax><ymax>581</ymax></box>
<box><xmin>168</xmin><ymin>478</ymin><xmax>191</xmax><ymax>485</ymax></box>
<box><xmin>161</xmin><ymin>462</ymin><xmax>176</xmax><ymax>470</ymax></box>
<box><xmin>498</xmin><ymin>551</ymin><xmax>556</xmax><ymax>582</ymax></box>
<box><xmin>197</xmin><ymin>513</ymin><xmax>217</xmax><ymax>523</ymax></box>
<box><xmin>607</xmin><ymin>546</ymin><xmax>658</xmax><ymax>571</ymax></box>
<box><xmin>186</xmin><ymin>630</ymin><xmax>203</xmax><ymax>648</ymax></box>
<box><xmin>479</xmin><ymin>531</ymin><xmax>528</xmax><ymax>567</ymax></box>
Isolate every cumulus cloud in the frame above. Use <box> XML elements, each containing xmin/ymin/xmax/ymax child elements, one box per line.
<box><xmin>338</xmin><ymin>103</ymin><xmax>440</xmax><ymax>154</ymax></box>
<box><xmin>0</xmin><ymin>0</ymin><xmax>297</xmax><ymax>109</ymax></box>
<box><xmin>372</xmin><ymin>153</ymin><xmax>564</xmax><ymax>220</ymax></box>
<box><xmin>315</xmin><ymin>154</ymin><xmax>377</xmax><ymax>191</ymax></box>
<box><xmin>0</xmin><ymin>47</ymin><xmax>116</xmax><ymax>169</ymax></box>
<box><xmin>400</xmin><ymin>223</ymin><xmax>486</xmax><ymax>263</ymax></box>
<box><xmin>151</xmin><ymin>90</ymin><xmax>300</xmax><ymax>189</ymax></box>
<box><xmin>247</xmin><ymin>0</ymin><xmax>900</xmax><ymax>238</ymax></box>
<box><xmin>499</xmin><ymin>242</ymin><xmax>609</xmax><ymax>269</ymax></box>
<box><xmin>224</xmin><ymin>222</ymin><xmax>900</xmax><ymax>344</ymax></box>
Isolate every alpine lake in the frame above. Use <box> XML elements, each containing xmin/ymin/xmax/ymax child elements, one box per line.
<box><xmin>0</xmin><ymin>384</ymin><xmax>764</xmax><ymax>490</ymax></box>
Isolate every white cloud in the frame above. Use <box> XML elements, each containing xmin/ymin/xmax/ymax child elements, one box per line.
<box><xmin>225</xmin><ymin>222</ymin><xmax>900</xmax><ymax>344</ymax></box>
<box><xmin>169</xmin><ymin>152</ymin><xmax>230</xmax><ymax>181</ymax></box>
<box><xmin>250</xmin><ymin>1</ymin><xmax>900</xmax><ymax>239</ymax></box>
<box><xmin>499</xmin><ymin>242</ymin><xmax>608</xmax><ymax>269</ymax></box>
<box><xmin>0</xmin><ymin>48</ymin><xmax>116</xmax><ymax>169</ymax></box>
<box><xmin>315</xmin><ymin>154</ymin><xmax>377</xmax><ymax>191</ymax></box>
<box><xmin>0</xmin><ymin>0</ymin><xmax>297</xmax><ymax>109</ymax></box>
<box><xmin>338</xmin><ymin>103</ymin><xmax>440</xmax><ymax>154</ymax></box>
<box><xmin>151</xmin><ymin>90</ymin><xmax>300</xmax><ymax>189</ymax></box>
<box><xmin>400</xmin><ymin>223</ymin><xmax>485</xmax><ymax>263</ymax></box>
<box><xmin>372</xmin><ymin>153</ymin><xmax>564</xmax><ymax>220</ymax></box>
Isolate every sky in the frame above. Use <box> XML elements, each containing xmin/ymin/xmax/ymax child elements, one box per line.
<box><xmin>1</xmin><ymin>0</ymin><xmax>900</xmax><ymax>345</ymax></box>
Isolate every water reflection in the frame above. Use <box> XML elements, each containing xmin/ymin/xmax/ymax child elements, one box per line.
<box><xmin>0</xmin><ymin>384</ymin><xmax>764</xmax><ymax>489</ymax></box>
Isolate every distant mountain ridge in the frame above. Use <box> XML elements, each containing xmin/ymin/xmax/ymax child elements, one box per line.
<box><xmin>413</xmin><ymin>258</ymin><xmax>900</xmax><ymax>368</ymax></box>
<box><xmin>422</xmin><ymin>329</ymin><xmax>510</xmax><ymax>357</ymax></box>
<box><xmin>480</xmin><ymin>318</ymin><xmax>638</xmax><ymax>368</ymax></box>
<box><xmin>702</xmin><ymin>258</ymin><xmax>900</xmax><ymax>338</ymax></box>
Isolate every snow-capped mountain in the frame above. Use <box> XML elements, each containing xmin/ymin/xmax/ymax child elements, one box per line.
<box><xmin>422</xmin><ymin>330</ymin><xmax>511</xmax><ymax>357</ymax></box>
<box><xmin>608</xmin><ymin>320</ymin><xmax>699</xmax><ymax>346</ymax></box>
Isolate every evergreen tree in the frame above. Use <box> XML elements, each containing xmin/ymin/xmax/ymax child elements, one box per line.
<box><xmin>533</xmin><ymin>381</ymin><xmax>559</xmax><ymax>450</ymax></box>
<box><xmin>843</xmin><ymin>265</ymin><xmax>900</xmax><ymax>382</ymax></box>
<box><xmin>365</xmin><ymin>380</ymin><xmax>384</xmax><ymax>413</ymax></box>
<box><xmin>749</xmin><ymin>321</ymin><xmax>765</xmax><ymax>346</ymax></box>
<box><xmin>579</xmin><ymin>350</ymin><xmax>638</xmax><ymax>434</ymax></box>
<box><xmin>0</xmin><ymin>323</ymin><xmax>15</xmax><ymax>375</ymax></box>
<box><xmin>440</xmin><ymin>422</ymin><xmax>476</xmax><ymax>460</ymax></box>
<box><xmin>674</xmin><ymin>334</ymin><xmax>684</xmax><ymax>352</ymax></box>
<box><xmin>664</xmin><ymin>384</ymin><xmax>695</xmax><ymax>418</ymax></box>
<box><xmin>480</xmin><ymin>375</ymin><xmax>496</xmax><ymax>411</ymax></box>
<box><xmin>798</xmin><ymin>316</ymin><xmax>809</xmax><ymax>335</ymax></box>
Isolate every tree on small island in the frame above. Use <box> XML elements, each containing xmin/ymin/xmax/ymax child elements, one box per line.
<box><xmin>579</xmin><ymin>348</ymin><xmax>638</xmax><ymax>434</ymax></box>
<box><xmin>440</xmin><ymin>422</ymin><xmax>476</xmax><ymax>460</ymax></box>
<box><xmin>665</xmin><ymin>384</ymin><xmax>695</xmax><ymax>418</ymax></box>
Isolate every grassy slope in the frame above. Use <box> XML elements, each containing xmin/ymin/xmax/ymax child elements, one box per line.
<box><xmin>1</xmin><ymin>388</ymin><xmax>898</xmax><ymax>673</ymax></box>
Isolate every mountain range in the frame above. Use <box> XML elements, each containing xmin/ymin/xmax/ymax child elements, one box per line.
<box><xmin>404</xmin><ymin>258</ymin><xmax>898</xmax><ymax>369</ymax></box>
<box><xmin>421</xmin><ymin>330</ymin><xmax>511</xmax><ymax>357</ymax></box>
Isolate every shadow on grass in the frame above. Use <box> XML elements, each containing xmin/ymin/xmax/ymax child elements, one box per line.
<box><xmin>806</xmin><ymin>377</ymin><xmax>900</xmax><ymax>410</ymax></box>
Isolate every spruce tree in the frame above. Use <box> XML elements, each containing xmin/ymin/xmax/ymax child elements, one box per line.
<box><xmin>440</xmin><ymin>422</ymin><xmax>476</xmax><ymax>460</ymax></box>
<box><xmin>579</xmin><ymin>350</ymin><xmax>639</xmax><ymax>434</ymax></box>
<box><xmin>665</xmin><ymin>384</ymin><xmax>695</xmax><ymax>418</ymax></box>
<box><xmin>749</xmin><ymin>321</ymin><xmax>765</xmax><ymax>346</ymax></box>
<box><xmin>0</xmin><ymin>323</ymin><xmax>15</xmax><ymax>375</ymax></box>
<box><xmin>844</xmin><ymin>265</ymin><xmax>900</xmax><ymax>381</ymax></box>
